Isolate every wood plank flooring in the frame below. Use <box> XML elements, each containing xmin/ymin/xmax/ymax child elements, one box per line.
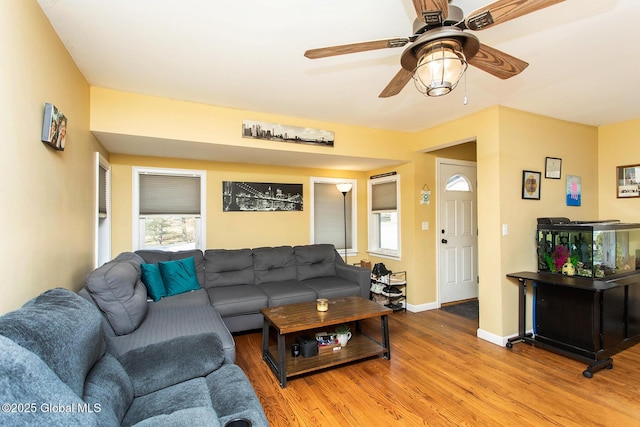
<box><xmin>233</xmin><ymin>308</ymin><xmax>640</xmax><ymax>426</ymax></box>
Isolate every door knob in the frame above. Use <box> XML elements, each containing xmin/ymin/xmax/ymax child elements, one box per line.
<box><xmin>441</xmin><ymin>239</ymin><xmax>448</xmax><ymax>244</ymax></box>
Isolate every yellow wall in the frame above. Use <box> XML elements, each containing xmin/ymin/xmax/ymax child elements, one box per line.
<box><xmin>6</xmin><ymin>1</ymin><xmax>640</xmax><ymax>342</ymax></box>
<box><xmin>598</xmin><ymin>118</ymin><xmax>640</xmax><ymax>221</ymax></box>
<box><xmin>0</xmin><ymin>1</ymin><xmax>107</xmax><ymax>314</ymax></box>
<box><xmin>110</xmin><ymin>155</ymin><xmax>370</xmax><ymax>258</ymax></box>
<box><xmin>412</xmin><ymin>107</ymin><xmax>599</xmax><ymax>339</ymax></box>
<box><xmin>90</xmin><ymin>87</ymin><xmax>414</xmax><ymax>162</ymax></box>
<box><xmin>497</xmin><ymin>107</ymin><xmax>599</xmax><ymax>336</ymax></box>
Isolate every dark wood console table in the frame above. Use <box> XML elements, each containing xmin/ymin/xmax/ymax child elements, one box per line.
<box><xmin>506</xmin><ymin>271</ymin><xmax>640</xmax><ymax>378</ymax></box>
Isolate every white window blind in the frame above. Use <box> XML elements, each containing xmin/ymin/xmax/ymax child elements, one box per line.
<box><xmin>371</xmin><ymin>181</ymin><xmax>397</xmax><ymax>211</ymax></box>
<box><xmin>139</xmin><ymin>174</ymin><xmax>201</xmax><ymax>215</ymax></box>
<box><xmin>313</xmin><ymin>182</ymin><xmax>352</xmax><ymax>250</ymax></box>
<box><xmin>98</xmin><ymin>164</ymin><xmax>107</xmax><ymax>218</ymax></box>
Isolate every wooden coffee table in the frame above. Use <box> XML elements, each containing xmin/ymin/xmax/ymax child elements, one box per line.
<box><xmin>261</xmin><ymin>296</ymin><xmax>392</xmax><ymax>388</ymax></box>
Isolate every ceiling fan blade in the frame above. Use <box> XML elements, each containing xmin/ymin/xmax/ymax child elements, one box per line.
<box><xmin>412</xmin><ymin>0</ymin><xmax>449</xmax><ymax>24</ymax></box>
<box><xmin>468</xmin><ymin>43</ymin><xmax>529</xmax><ymax>79</ymax></box>
<box><xmin>304</xmin><ymin>38</ymin><xmax>409</xmax><ymax>59</ymax></box>
<box><xmin>379</xmin><ymin>68</ymin><xmax>414</xmax><ymax>98</ymax></box>
<box><xmin>465</xmin><ymin>0</ymin><xmax>565</xmax><ymax>31</ymax></box>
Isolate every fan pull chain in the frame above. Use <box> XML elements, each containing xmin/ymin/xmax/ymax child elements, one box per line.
<box><xmin>463</xmin><ymin>70</ymin><xmax>468</xmax><ymax>105</ymax></box>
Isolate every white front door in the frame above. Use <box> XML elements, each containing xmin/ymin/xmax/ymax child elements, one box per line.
<box><xmin>437</xmin><ymin>160</ymin><xmax>478</xmax><ymax>304</ymax></box>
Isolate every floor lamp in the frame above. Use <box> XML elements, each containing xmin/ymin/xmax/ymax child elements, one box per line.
<box><xmin>336</xmin><ymin>183</ymin><xmax>352</xmax><ymax>264</ymax></box>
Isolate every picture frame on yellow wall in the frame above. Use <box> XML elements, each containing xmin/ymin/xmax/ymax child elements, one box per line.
<box><xmin>522</xmin><ymin>170</ymin><xmax>541</xmax><ymax>200</ymax></box>
<box><xmin>617</xmin><ymin>164</ymin><xmax>640</xmax><ymax>198</ymax></box>
<box><xmin>545</xmin><ymin>157</ymin><xmax>562</xmax><ymax>179</ymax></box>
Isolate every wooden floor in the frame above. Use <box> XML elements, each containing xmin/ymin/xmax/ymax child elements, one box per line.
<box><xmin>233</xmin><ymin>308</ymin><xmax>640</xmax><ymax>426</ymax></box>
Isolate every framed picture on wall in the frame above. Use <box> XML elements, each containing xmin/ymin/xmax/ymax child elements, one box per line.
<box><xmin>545</xmin><ymin>157</ymin><xmax>562</xmax><ymax>179</ymax></box>
<box><xmin>566</xmin><ymin>175</ymin><xmax>581</xmax><ymax>206</ymax></box>
<box><xmin>522</xmin><ymin>170</ymin><xmax>541</xmax><ymax>200</ymax></box>
<box><xmin>617</xmin><ymin>164</ymin><xmax>640</xmax><ymax>198</ymax></box>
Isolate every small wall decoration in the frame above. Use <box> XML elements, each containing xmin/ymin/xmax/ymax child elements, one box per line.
<box><xmin>223</xmin><ymin>181</ymin><xmax>303</xmax><ymax>212</ymax></box>
<box><xmin>242</xmin><ymin>120</ymin><xmax>334</xmax><ymax>147</ymax></box>
<box><xmin>41</xmin><ymin>103</ymin><xmax>67</xmax><ymax>151</ymax></box>
<box><xmin>545</xmin><ymin>157</ymin><xmax>562</xmax><ymax>179</ymax></box>
<box><xmin>420</xmin><ymin>184</ymin><xmax>431</xmax><ymax>205</ymax></box>
<box><xmin>616</xmin><ymin>164</ymin><xmax>640</xmax><ymax>198</ymax></box>
<box><xmin>522</xmin><ymin>170</ymin><xmax>541</xmax><ymax>200</ymax></box>
<box><xmin>566</xmin><ymin>175</ymin><xmax>581</xmax><ymax>206</ymax></box>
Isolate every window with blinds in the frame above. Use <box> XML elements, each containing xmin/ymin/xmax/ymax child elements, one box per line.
<box><xmin>133</xmin><ymin>168</ymin><xmax>206</xmax><ymax>251</ymax></box>
<box><xmin>98</xmin><ymin>163</ymin><xmax>108</xmax><ymax>218</ymax></box>
<box><xmin>368</xmin><ymin>175</ymin><xmax>400</xmax><ymax>259</ymax></box>
<box><xmin>313</xmin><ymin>182</ymin><xmax>353</xmax><ymax>250</ymax></box>
<box><xmin>139</xmin><ymin>174</ymin><xmax>201</xmax><ymax>215</ymax></box>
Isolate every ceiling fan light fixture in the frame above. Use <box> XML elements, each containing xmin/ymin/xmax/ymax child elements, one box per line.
<box><xmin>413</xmin><ymin>39</ymin><xmax>468</xmax><ymax>97</ymax></box>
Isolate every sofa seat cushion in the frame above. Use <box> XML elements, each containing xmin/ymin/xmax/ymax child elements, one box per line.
<box><xmin>205</xmin><ymin>249</ymin><xmax>254</xmax><ymax>288</ymax></box>
<box><xmin>108</xmin><ymin>305</ymin><xmax>236</xmax><ymax>364</ymax></box>
<box><xmin>122</xmin><ymin>377</ymin><xmax>213</xmax><ymax>427</ymax></box>
<box><xmin>207</xmin><ymin>285</ymin><xmax>268</xmax><ymax>317</ymax></box>
<box><xmin>132</xmin><ymin>407</ymin><xmax>221</xmax><ymax>427</ymax></box>
<box><xmin>302</xmin><ymin>276</ymin><xmax>361</xmax><ymax>299</ymax></box>
<box><xmin>152</xmin><ymin>288</ymin><xmax>210</xmax><ymax>308</ymax></box>
<box><xmin>253</xmin><ymin>246</ymin><xmax>296</xmax><ymax>285</ymax></box>
<box><xmin>295</xmin><ymin>244</ymin><xmax>337</xmax><ymax>280</ymax></box>
<box><xmin>258</xmin><ymin>280</ymin><xmax>317</xmax><ymax>306</ymax></box>
<box><xmin>136</xmin><ymin>249</ymin><xmax>205</xmax><ymax>287</ymax></box>
<box><xmin>85</xmin><ymin>252</ymin><xmax>148</xmax><ymax>335</ymax></box>
<box><xmin>0</xmin><ymin>288</ymin><xmax>105</xmax><ymax>398</ymax></box>
<box><xmin>0</xmin><ymin>335</ymin><xmax>99</xmax><ymax>426</ymax></box>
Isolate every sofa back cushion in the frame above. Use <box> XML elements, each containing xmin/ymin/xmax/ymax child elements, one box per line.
<box><xmin>84</xmin><ymin>252</ymin><xmax>148</xmax><ymax>336</ymax></box>
<box><xmin>0</xmin><ymin>334</ymin><xmax>98</xmax><ymax>426</ymax></box>
<box><xmin>204</xmin><ymin>249</ymin><xmax>254</xmax><ymax>288</ymax></box>
<box><xmin>253</xmin><ymin>246</ymin><xmax>297</xmax><ymax>285</ymax></box>
<box><xmin>136</xmin><ymin>249</ymin><xmax>205</xmax><ymax>287</ymax></box>
<box><xmin>0</xmin><ymin>289</ymin><xmax>106</xmax><ymax>398</ymax></box>
<box><xmin>295</xmin><ymin>244</ymin><xmax>337</xmax><ymax>280</ymax></box>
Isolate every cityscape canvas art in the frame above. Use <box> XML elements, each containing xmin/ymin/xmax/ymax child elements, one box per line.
<box><xmin>223</xmin><ymin>181</ymin><xmax>303</xmax><ymax>212</ymax></box>
<box><xmin>242</xmin><ymin>120</ymin><xmax>334</xmax><ymax>147</ymax></box>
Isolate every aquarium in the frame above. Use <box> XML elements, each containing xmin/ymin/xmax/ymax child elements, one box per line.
<box><xmin>536</xmin><ymin>219</ymin><xmax>640</xmax><ymax>279</ymax></box>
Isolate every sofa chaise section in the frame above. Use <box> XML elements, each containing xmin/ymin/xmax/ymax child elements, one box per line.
<box><xmin>0</xmin><ymin>288</ymin><xmax>267</xmax><ymax>427</ymax></box>
<box><xmin>81</xmin><ymin>251</ymin><xmax>236</xmax><ymax>363</ymax></box>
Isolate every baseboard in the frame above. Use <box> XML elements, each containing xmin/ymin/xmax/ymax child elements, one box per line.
<box><xmin>406</xmin><ymin>301</ymin><xmax>439</xmax><ymax>313</ymax></box>
<box><xmin>477</xmin><ymin>328</ymin><xmax>534</xmax><ymax>347</ymax></box>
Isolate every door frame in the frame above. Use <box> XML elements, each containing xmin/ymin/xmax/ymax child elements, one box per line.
<box><xmin>436</xmin><ymin>157</ymin><xmax>478</xmax><ymax>306</ymax></box>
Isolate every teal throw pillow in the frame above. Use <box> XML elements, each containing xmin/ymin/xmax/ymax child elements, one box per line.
<box><xmin>158</xmin><ymin>257</ymin><xmax>201</xmax><ymax>297</ymax></box>
<box><xmin>140</xmin><ymin>263</ymin><xmax>167</xmax><ymax>302</ymax></box>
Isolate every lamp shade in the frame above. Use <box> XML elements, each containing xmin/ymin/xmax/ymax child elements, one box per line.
<box><xmin>414</xmin><ymin>39</ymin><xmax>467</xmax><ymax>97</ymax></box>
<box><xmin>336</xmin><ymin>183</ymin><xmax>353</xmax><ymax>194</ymax></box>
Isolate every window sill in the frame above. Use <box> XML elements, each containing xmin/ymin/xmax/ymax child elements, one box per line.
<box><xmin>367</xmin><ymin>250</ymin><xmax>400</xmax><ymax>261</ymax></box>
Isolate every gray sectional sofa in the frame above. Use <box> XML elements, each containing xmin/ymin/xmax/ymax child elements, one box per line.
<box><xmin>0</xmin><ymin>288</ymin><xmax>267</xmax><ymax>427</ymax></box>
<box><xmin>0</xmin><ymin>243</ymin><xmax>368</xmax><ymax>426</ymax></box>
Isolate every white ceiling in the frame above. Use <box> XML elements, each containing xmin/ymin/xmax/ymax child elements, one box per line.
<box><xmin>38</xmin><ymin>0</ymin><xmax>640</xmax><ymax>168</ymax></box>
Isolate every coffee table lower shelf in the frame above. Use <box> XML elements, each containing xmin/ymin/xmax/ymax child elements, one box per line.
<box><xmin>264</xmin><ymin>333</ymin><xmax>387</xmax><ymax>380</ymax></box>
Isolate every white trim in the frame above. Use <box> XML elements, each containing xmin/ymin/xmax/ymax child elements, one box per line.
<box><xmin>132</xmin><ymin>166</ymin><xmax>207</xmax><ymax>250</ymax></box>
<box><xmin>367</xmin><ymin>174</ymin><xmax>401</xmax><ymax>259</ymax></box>
<box><xmin>476</xmin><ymin>328</ymin><xmax>534</xmax><ymax>347</ymax></box>
<box><xmin>406</xmin><ymin>301</ymin><xmax>439</xmax><ymax>313</ymax></box>
<box><xmin>309</xmin><ymin>176</ymin><xmax>357</xmax><ymax>256</ymax></box>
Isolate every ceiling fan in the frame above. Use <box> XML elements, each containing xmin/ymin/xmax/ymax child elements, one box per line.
<box><xmin>304</xmin><ymin>0</ymin><xmax>565</xmax><ymax>98</ymax></box>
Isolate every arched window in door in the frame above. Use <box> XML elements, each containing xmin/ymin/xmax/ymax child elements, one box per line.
<box><xmin>445</xmin><ymin>174</ymin><xmax>472</xmax><ymax>192</ymax></box>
